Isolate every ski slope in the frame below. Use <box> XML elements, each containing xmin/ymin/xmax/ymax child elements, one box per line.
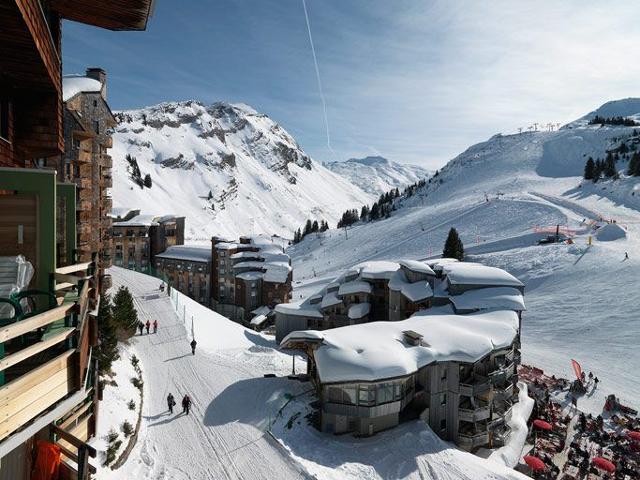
<box><xmin>289</xmin><ymin>101</ymin><xmax>640</xmax><ymax>415</ymax></box>
<box><xmin>98</xmin><ymin>267</ymin><xmax>531</xmax><ymax>480</ymax></box>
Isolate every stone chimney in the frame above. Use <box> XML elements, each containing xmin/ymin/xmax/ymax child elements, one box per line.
<box><xmin>86</xmin><ymin>67</ymin><xmax>107</xmax><ymax>100</ymax></box>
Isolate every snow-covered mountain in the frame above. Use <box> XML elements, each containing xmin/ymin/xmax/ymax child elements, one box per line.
<box><xmin>111</xmin><ymin>101</ymin><xmax>374</xmax><ymax>241</ymax></box>
<box><xmin>290</xmin><ymin>98</ymin><xmax>640</xmax><ymax>416</ymax></box>
<box><xmin>325</xmin><ymin>156</ymin><xmax>431</xmax><ymax>196</ymax></box>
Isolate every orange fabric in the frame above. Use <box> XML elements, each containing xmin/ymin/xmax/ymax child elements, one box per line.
<box><xmin>32</xmin><ymin>440</ymin><xmax>61</xmax><ymax>480</ymax></box>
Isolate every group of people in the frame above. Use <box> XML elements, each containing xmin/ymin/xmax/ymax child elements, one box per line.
<box><xmin>138</xmin><ymin>319</ymin><xmax>158</xmax><ymax>335</ymax></box>
<box><xmin>166</xmin><ymin>393</ymin><xmax>192</xmax><ymax>415</ymax></box>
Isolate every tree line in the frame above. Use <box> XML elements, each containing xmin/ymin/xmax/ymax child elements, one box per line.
<box><xmin>292</xmin><ymin>218</ymin><xmax>330</xmax><ymax>243</ymax></box>
<box><xmin>588</xmin><ymin>115</ymin><xmax>639</xmax><ymax>127</ymax></box>
<box><xmin>126</xmin><ymin>153</ymin><xmax>152</xmax><ymax>189</ymax></box>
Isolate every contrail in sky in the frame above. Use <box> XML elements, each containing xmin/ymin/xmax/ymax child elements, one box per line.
<box><xmin>302</xmin><ymin>0</ymin><xmax>334</xmax><ymax>155</ymax></box>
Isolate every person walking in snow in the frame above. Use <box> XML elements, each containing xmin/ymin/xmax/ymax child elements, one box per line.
<box><xmin>625</xmin><ymin>252</ymin><xmax>629</xmax><ymax>260</ymax></box>
<box><xmin>182</xmin><ymin>394</ymin><xmax>192</xmax><ymax>415</ymax></box>
<box><xmin>594</xmin><ymin>376</ymin><xmax>599</xmax><ymax>388</ymax></box>
<box><xmin>153</xmin><ymin>320</ymin><xmax>158</xmax><ymax>334</ymax></box>
<box><xmin>190</xmin><ymin>339</ymin><xmax>197</xmax><ymax>356</ymax></box>
<box><xmin>145</xmin><ymin>320</ymin><xmax>150</xmax><ymax>334</ymax></box>
<box><xmin>167</xmin><ymin>393</ymin><xmax>176</xmax><ymax>414</ymax></box>
<box><xmin>138</xmin><ymin>321</ymin><xmax>144</xmax><ymax>336</ymax></box>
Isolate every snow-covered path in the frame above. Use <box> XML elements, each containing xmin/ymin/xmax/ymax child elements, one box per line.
<box><xmin>99</xmin><ymin>267</ymin><xmax>305</xmax><ymax>480</ymax></box>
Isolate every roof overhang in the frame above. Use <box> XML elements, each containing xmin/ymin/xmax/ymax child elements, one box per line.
<box><xmin>52</xmin><ymin>0</ymin><xmax>155</xmax><ymax>31</ymax></box>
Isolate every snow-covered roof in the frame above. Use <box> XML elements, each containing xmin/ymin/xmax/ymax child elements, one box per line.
<box><xmin>388</xmin><ymin>270</ymin><xmax>433</xmax><ymax>302</ymax></box>
<box><xmin>251</xmin><ymin>305</ymin><xmax>272</xmax><ymax>317</ymax></box>
<box><xmin>320</xmin><ymin>292</ymin><xmax>343</xmax><ymax>309</ymax></box>
<box><xmin>63</xmin><ymin>75</ymin><xmax>102</xmax><ymax>102</ymax></box>
<box><xmin>338</xmin><ymin>281</ymin><xmax>373</xmax><ymax>296</ymax></box>
<box><xmin>399</xmin><ymin>260</ymin><xmax>435</xmax><ymax>276</ymax></box>
<box><xmin>112</xmin><ymin>214</ymin><xmax>159</xmax><ymax>227</ymax></box>
<box><xmin>236</xmin><ymin>271</ymin><xmax>264</xmax><ymax>281</ymax></box>
<box><xmin>281</xmin><ymin>310</ymin><xmax>519</xmax><ymax>384</ymax></box>
<box><xmin>275</xmin><ymin>301</ymin><xmax>323</xmax><ymax>319</ymax></box>
<box><xmin>449</xmin><ymin>287</ymin><xmax>526</xmax><ymax>312</ymax></box>
<box><xmin>444</xmin><ymin>263</ymin><xmax>524</xmax><ymax>288</ymax></box>
<box><xmin>359</xmin><ymin>261</ymin><xmax>400</xmax><ymax>280</ymax></box>
<box><xmin>427</xmin><ymin>258</ymin><xmax>459</xmax><ymax>271</ymax></box>
<box><xmin>348</xmin><ymin>302</ymin><xmax>371</xmax><ymax>319</ymax></box>
<box><xmin>400</xmin><ymin>281</ymin><xmax>433</xmax><ymax>302</ymax></box>
<box><xmin>155</xmin><ymin>245</ymin><xmax>212</xmax><ymax>263</ymax></box>
<box><xmin>230</xmin><ymin>251</ymin><xmax>261</xmax><ymax>259</ymax></box>
<box><xmin>250</xmin><ymin>314</ymin><xmax>268</xmax><ymax>326</ymax></box>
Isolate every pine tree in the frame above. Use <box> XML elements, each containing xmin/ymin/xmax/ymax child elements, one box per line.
<box><xmin>584</xmin><ymin>157</ymin><xmax>595</xmax><ymax>180</ymax></box>
<box><xmin>604</xmin><ymin>154</ymin><xmax>617</xmax><ymax>178</ymax></box>
<box><xmin>369</xmin><ymin>203</ymin><xmax>380</xmax><ymax>220</ymax></box>
<box><xmin>443</xmin><ymin>227</ymin><xmax>464</xmax><ymax>261</ymax></box>
<box><xmin>312</xmin><ymin>220</ymin><xmax>319</xmax><ymax>232</ymax></box>
<box><xmin>303</xmin><ymin>219</ymin><xmax>312</xmax><ymax>236</ymax></box>
<box><xmin>628</xmin><ymin>153</ymin><xmax>640</xmax><ymax>176</ymax></box>
<box><xmin>112</xmin><ymin>286</ymin><xmax>138</xmax><ymax>333</ymax></box>
<box><xmin>293</xmin><ymin>228</ymin><xmax>301</xmax><ymax>243</ymax></box>
<box><xmin>96</xmin><ymin>294</ymin><xmax>119</xmax><ymax>375</ymax></box>
<box><xmin>208</xmin><ymin>190</ymin><xmax>213</xmax><ymax>200</ymax></box>
<box><xmin>143</xmin><ymin>173</ymin><xmax>152</xmax><ymax>188</ymax></box>
<box><xmin>360</xmin><ymin>205</ymin><xmax>370</xmax><ymax>220</ymax></box>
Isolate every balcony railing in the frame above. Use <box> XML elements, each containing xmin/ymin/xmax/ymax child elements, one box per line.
<box><xmin>459</xmin><ymin>401</ymin><xmax>491</xmax><ymax>422</ymax></box>
<box><xmin>493</xmin><ymin>382</ymin><xmax>515</xmax><ymax>402</ymax></box>
<box><xmin>459</xmin><ymin>374</ymin><xmax>490</xmax><ymax>397</ymax></box>
<box><xmin>458</xmin><ymin>431</ymin><xmax>489</xmax><ymax>450</ymax></box>
<box><xmin>101</xmin><ymin>154</ymin><xmax>112</xmax><ymax>168</ymax></box>
<box><xmin>489</xmin><ymin>362</ymin><xmax>516</xmax><ymax>386</ymax></box>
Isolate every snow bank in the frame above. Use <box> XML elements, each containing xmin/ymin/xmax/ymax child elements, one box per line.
<box><xmin>283</xmin><ymin>310</ymin><xmax>519</xmax><ymax>383</ymax></box>
<box><xmin>596</xmin><ymin>223</ymin><xmax>626</xmax><ymax>241</ymax></box>
<box><xmin>450</xmin><ymin>287</ymin><xmax>526</xmax><ymax>312</ymax></box>
<box><xmin>155</xmin><ymin>245</ymin><xmax>211</xmax><ymax>262</ymax></box>
<box><xmin>169</xmin><ymin>287</ymin><xmax>252</xmax><ymax>351</ymax></box>
<box><xmin>487</xmin><ymin>382</ymin><xmax>534</xmax><ymax>468</ymax></box>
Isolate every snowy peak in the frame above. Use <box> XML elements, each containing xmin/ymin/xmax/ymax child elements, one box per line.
<box><xmin>111</xmin><ymin>100</ymin><xmax>373</xmax><ymax>240</ymax></box>
<box><xmin>566</xmin><ymin>97</ymin><xmax>640</xmax><ymax>128</ymax></box>
<box><xmin>325</xmin><ymin>156</ymin><xmax>431</xmax><ymax>196</ymax></box>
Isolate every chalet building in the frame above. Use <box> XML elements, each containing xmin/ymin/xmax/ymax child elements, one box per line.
<box><xmin>111</xmin><ymin>211</ymin><xmax>185</xmax><ymax>273</ymax></box>
<box><xmin>211</xmin><ymin>236</ymin><xmax>292</xmax><ymax>323</ymax></box>
<box><xmin>281</xmin><ymin>310</ymin><xmax>520</xmax><ymax>450</ymax></box>
<box><xmin>278</xmin><ymin>259</ymin><xmax>524</xmax><ymax>449</ymax></box>
<box><xmin>44</xmin><ymin>69</ymin><xmax>117</xmax><ymax>292</ymax></box>
<box><xmin>275</xmin><ymin>259</ymin><xmax>525</xmax><ymax>342</ymax></box>
<box><xmin>155</xmin><ymin>246</ymin><xmax>212</xmax><ymax>305</ymax></box>
<box><xmin>0</xmin><ymin>1</ymin><xmax>153</xmax><ymax>478</ymax></box>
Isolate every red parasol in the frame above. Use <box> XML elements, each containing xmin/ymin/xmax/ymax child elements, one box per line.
<box><xmin>532</xmin><ymin>419</ymin><xmax>553</xmax><ymax>431</ymax></box>
<box><xmin>627</xmin><ymin>430</ymin><xmax>640</xmax><ymax>442</ymax></box>
<box><xmin>523</xmin><ymin>455</ymin><xmax>545</xmax><ymax>471</ymax></box>
<box><xmin>592</xmin><ymin>457</ymin><xmax>616</xmax><ymax>473</ymax></box>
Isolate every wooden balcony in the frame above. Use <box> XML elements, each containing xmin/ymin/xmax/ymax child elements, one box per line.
<box><xmin>103</xmin><ymin>198</ymin><xmax>112</xmax><ymax>212</ymax></box>
<box><xmin>459</xmin><ymin>374</ymin><xmax>490</xmax><ymax>397</ymax></box>
<box><xmin>458</xmin><ymin>431</ymin><xmax>489</xmax><ymax>450</ymax></box>
<box><xmin>101</xmin><ymin>175</ymin><xmax>112</xmax><ymax>189</ymax></box>
<box><xmin>74</xmin><ymin>178</ymin><xmax>91</xmax><ymax>190</ymax></box>
<box><xmin>78</xmin><ymin>188</ymin><xmax>92</xmax><ymax>202</ymax></box>
<box><xmin>103</xmin><ymin>136</ymin><xmax>113</xmax><ymax>148</ymax></box>
<box><xmin>100</xmin><ymin>154</ymin><xmax>112</xmax><ymax>168</ymax></box>
<box><xmin>78</xmin><ymin>163</ymin><xmax>92</xmax><ymax>179</ymax></box>
<box><xmin>77</xmin><ymin>149</ymin><xmax>92</xmax><ymax>164</ymax></box>
<box><xmin>459</xmin><ymin>401</ymin><xmax>491</xmax><ymax>423</ymax></box>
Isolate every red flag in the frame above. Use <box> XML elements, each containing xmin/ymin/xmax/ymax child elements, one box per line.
<box><xmin>571</xmin><ymin>359</ymin><xmax>582</xmax><ymax>382</ymax></box>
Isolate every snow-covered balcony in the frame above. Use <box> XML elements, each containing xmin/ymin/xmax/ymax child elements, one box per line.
<box><xmin>488</xmin><ymin>362</ymin><xmax>516</xmax><ymax>386</ymax></box>
<box><xmin>458</xmin><ymin>430</ymin><xmax>490</xmax><ymax>451</ymax></box>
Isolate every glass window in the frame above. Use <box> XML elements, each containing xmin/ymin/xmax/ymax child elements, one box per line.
<box><xmin>393</xmin><ymin>383</ymin><xmax>401</xmax><ymax>400</ymax></box>
<box><xmin>378</xmin><ymin>383</ymin><xmax>394</xmax><ymax>404</ymax></box>
<box><xmin>440</xmin><ymin>419</ymin><xmax>446</xmax><ymax>432</ymax></box>
<box><xmin>328</xmin><ymin>387</ymin><xmax>342</xmax><ymax>403</ymax></box>
<box><xmin>440</xmin><ymin>393</ymin><xmax>447</xmax><ymax>406</ymax></box>
<box><xmin>358</xmin><ymin>385</ymin><xmax>375</xmax><ymax>406</ymax></box>
<box><xmin>343</xmin><ymin>386</ymin><xmax>356</xmax><ymax>405</ymax></box>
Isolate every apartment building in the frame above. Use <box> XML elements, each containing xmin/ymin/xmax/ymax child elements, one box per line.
<box><xmin>155</xmin><ymin>245</ymin><xmax>212</xmax><ymax>305</ymax></box>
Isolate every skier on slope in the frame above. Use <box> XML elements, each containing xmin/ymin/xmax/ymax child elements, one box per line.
<box><xmin>182</xmin><ymin>394</ymin><xmax>192</xmax><ymax>415</ymax></box>
<box><xmin>190</xmin><ymin>339</ymin><xmax>197</xmax><ymax>356</ymax></box>
<box><xmin>145</xmin><ymin>320</ymin><xmax>151</xmax><ymax>334</ymax></box>
<box><xmin>153</xmin><ymin>320</ymin><xmax>158</xmax><ymax>334</ymax></box>
<box><xmin>167</xmin><ymin>393</ymin><xmax>176</xmax><ymax>414</ymax></box>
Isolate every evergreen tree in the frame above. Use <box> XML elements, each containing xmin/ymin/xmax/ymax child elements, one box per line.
<box><xmin>604</xmin><ymin>154</ymin><xmax>617</xmax><ymax>178</ymax></box>
<box><xmin>312</xmin><ymin>220</ymin><xmax>319</xmax><ymax>232</ymax></box>
<box><xmin>112</xmin><ymin>286</ymin><xmax>138</xmax><ymax>333</ymax></box>
<box><xmin>628</xmin><ymin>153</ymin><xmax>640</xmax><ymax>176</ymax></box>
<box><xmin>96</xmin><ymin>294</ymin><xmax>119</xmax><ymax>375</ymax></box>
<box><xmin>443</xmin><ymin>227</ymin><xmax>464</xmax><ymax>261</ymax></box>
<box><xmin>583</xmin><ymin>157</ymin><xmax>595</xmax><ymax>180</ymax></box>
<box><xmin>369</xmin><ymin>203</ymin><xmax>380</xmax><ymax>220</ymax></box>
<box><xmin>293</xmin><ymin>228</ymin><xmax>301</xmax><ymax>243</ymax></box>
<box><xmin>360</xmin><ymin>205</ymin><xmax>370</xmax><ymax>220</ymax></box>
<box><xmin>303</xmin><ymin>219</ymin><xmax>313</xmax><ymax>236</ymax></box>
<box><xmin>208</xmin><ymin>190</ymin><xmax>213</xmax><ymax>200</ymax></box>
<box><xmin>143</xmin><ymin>173</ymin><xmax>152</xmax><ymax>188</ymax></box>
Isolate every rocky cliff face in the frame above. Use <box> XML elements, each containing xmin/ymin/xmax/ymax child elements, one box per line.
<box><xmin>111</xmin><ymin>101</ymin><xmax>373</xmax><ymax>240</ymax></box>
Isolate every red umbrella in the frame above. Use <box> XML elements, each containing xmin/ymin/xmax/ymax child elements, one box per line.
<box><xmin>533</xmin><ymin>419</ymin><xmax>553</xmax><ymax>431</ymax></box>
<box><xmin>592</xmin><ymin>457</ymin><xmax>616</xmax><ymax>473</ymax></box>
<box><xmin>523</xmin><ymin>455</ymin><xmax>545</xmax><ymax>472</ymax></box>
<box><xmin>627</xmin><ymin>430</ymin><xmax>640</xmax><ymax>442</ymax></box>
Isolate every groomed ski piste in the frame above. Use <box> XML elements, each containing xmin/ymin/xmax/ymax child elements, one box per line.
<box><xmin>95</xmin><ymin>267</ymin><xmax>531</xmax><ymax>479</ymax></box>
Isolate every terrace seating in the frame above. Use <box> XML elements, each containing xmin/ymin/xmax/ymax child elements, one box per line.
<box><xmin>0</xmin><ymin>256</ymin><xmax>34</xmax><ymax>319</ymax></box>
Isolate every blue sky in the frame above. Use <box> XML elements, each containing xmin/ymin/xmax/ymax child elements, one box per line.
<box><xmin>63</xmin><ymin>1</ymin><xmax>640</xmax><ymax>169</ymax></box>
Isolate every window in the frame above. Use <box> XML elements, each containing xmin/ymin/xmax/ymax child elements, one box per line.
<box><xmin>251</xmin><ymin>291</ymin><xmax>256</xmax><ymax>297</ymax></box>
<box><xmin>93</xmin><ymin>100</ymin><xmax>98</xmax><ymax>107</ymax></box>
<box><xmin>440</xmin><ymin>419</ymin><xmax>446</xmax><ymax>432</ymax></box>
<box><xmin>358</xmin><ymin>385</ymin><xmax>375</xmax><ymax>406</ymax></box>
<box><xmin>343</xmin><ymin>386</ymin><xmax>356</xmax><ymax>405</ymax></box>
<box><xmin>328</xmin><ymin>387</ymin><xmax>342</xmax><ymax>403</ymax></box>
<box><xmin>94</xmin><ymin>120</ymin><xmax>100</xmax><ymax>134</ymax></box>
<box><xmin>440</xmin><ymin>393</ymin><xmax>447</xmax><ymax>406</ymax></box>
<box><xmin>0</xmin><ymin>99</ymin><xmax>10</xmax><ymax>141</ymax></box>
<box><xmin>377</xmin><ymin>383</ymin><xmax>394</xmax><ymax>404</ymax></box>
<box><xmin>441</xmin><ymin>369</ymin><xmax>447</xmax><ymax>382</ymax></box>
